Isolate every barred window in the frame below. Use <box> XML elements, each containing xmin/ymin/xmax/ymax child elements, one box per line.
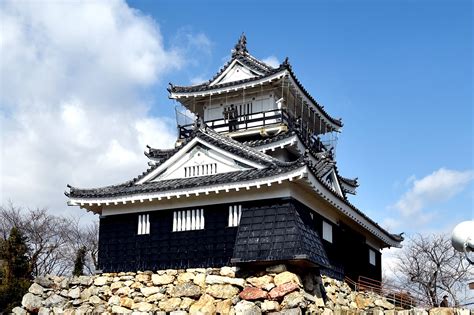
<box><xmin>137</xmin><ymin>214</ymin><xmax>150</xmax><ymax>235</ymax></box>
<box><xmin>173</xmin><ymin>209</ymin><xmax>205</xmax><ymax>232</ymax></box>
<box><xmin>184</xmin><ymin>163</ymin><xmax>217</xmax><ymax>177</ymax></box>
<box><xmin>228</xmin><ymin>205</ymin><xmax>242</xmax><ymax>227</ymax></box>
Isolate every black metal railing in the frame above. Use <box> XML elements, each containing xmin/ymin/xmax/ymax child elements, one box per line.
<box><xmin>177</xmin><ymin>108</ymin><xmax>329</xmax><ymax>154</ymax></box>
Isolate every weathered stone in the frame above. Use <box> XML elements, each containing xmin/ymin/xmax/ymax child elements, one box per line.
<box><xmin>38</xmin><ymin>307</ymin><xmax>50</xmax><ymax>315</ymax></box>
<box><xmin>131</xmin><ymin>281</ymin><xmax>144</xmax><ymax>289</ymax></box>
<box><xmin>193</xmin><ymin>273</ymin><xmax>206</xmax><ymax>287</ymax></box>
<box><xmin>120</xmin><ymin>296</ymin><xmax>135</xmax><ymax>309</ymax></box>
<box><xmin>322</xmin><ymin>308</ymin><xmax>334</xmax><ymax>315</ymax></box>
<box><xmin>35</xmin><ymin>276</ymin><xmax>53</xmax><ymax>288</ymax></box>
<box><xmin>152</xmin><ymin>274</ymin><xmax>175</xmax><ymax>285</ymax></box>
<box><xmin>234</xmin><ymin>300</ymin><xmax>261</xmax><ymax>315</ymax></box>
<box><xmin>216</xmin><ymin>299</ymin><xmax>233</xmax><ymax>315</ymax></box>
<box><xmin>169</xmin><ymin>282</ymin><xmax>202</xmax><ymax>298</ymax></box>
<box><xmin>177</xmin><ymin>272</ymin><xmax>195</xmax><ymax>283</ymax></box>
<box><xmin>136</xmin><ymin>273</ymin><xmax>151</xmax><ymax>282</ymax></box>
<box><xmin>94</xmin><ymin>276</ymin><xmax>108</xmax><ymax>286</ymax></box>
<box><xmin>355</xmin><ymin>293</ymin><xmax>371</xmax><ymax>309</ymax></box>
<box><xmin>116</xmin><ymin>286</ymin><xmax>132</xmax><ymax>296</ymax></box>
<box><xmin>159</xmin><ymin>298</ymin><xmax>182</xmax><ymax>312</ymax></box>
<box><xmin>247</xmin><ymin>275</ymin><xmax>273</xmax><ymax>289</ymax></box>
<box><xmin>206</xmin><ymin>284</ymin><xmax>240</xmax><ymax>299</ymax></box>
<box><xmin>110</xmin><ymin>281</ymin><xmax>123</xmax><ymax>290</ymax></box>
<box><xmin>145</xmin><ymin>293</ymin><xmax>166</xmax><ymax>302</ymax></box>
<box><xmin>141</xmin><ymin>286</ymin><xmax>162</xmax><ymax>297</ymax></box>
<box><xmin>89</xmin><ymin>295</ymin><xmax>103</xmax><ymax>304</ymax></box>
<box><xmin>206</xmin><ymin>274</ymin><xmax>245</xmax><ymax>287</ymax></box>
<box><xmin>239</xmin><ymin>287</ymin><xmax>268</xmax><ymax>300</ymax></box>
<box><xmin>12</xmin><ymin>307</ymin><xmax>27</xmax><ymax>315</ymax></box>
<box><xmin>132</xmin><ymin>301</ymin><xmax>155</xmax><ymax>312</ymax></box>
<box><xmin>108</xmin><ymin>295</ymin><xmax>121</xmax><ymax>306</ymax></box>
<box><xmin>80</xmin><ymin>287</ymin><xmax>92</xmax><ymax>300</ymax></box>
<box><xmin>281</xmin><ymin>291</ymin><xmax>306</xmax><ymax>309</ymax></box>
<box><xmin>274</xmin><ymin>271</ymin><xmax>302</xmax><ymax>286</ymax></box>
<box><xmin>67</xmin><ymin>286</ymin><xmax>81</xmax><ymax>299</ymax></box>
<box><xmin>112</xmin><ymin>305</ymin><xmax>133</xmax><ymax>313</ymax></box>
<box><xmin>28</xmin><ymin>282</ymin><xmax>45</xmax><ymax>295</ymax></box>
<box><xmin>429</xmin><ymin>308</ymin><xmax>455</xmax><ymax>315</ymax></box>
<box><xmin>220</xmin><ymin>266</ymin><xmax>237</xmax><ymax>277</ymax></box>
<box><xmin>22</xmin><ymin>293</ymin><xmax>42</xmax><ymax>313</ymax></box>
<box><xmin>266</xmin><ymin>264</ymin><xmax>287</xmax><ymax>273</ymax></box>
<box><xmin>374</xmin><ymin>299</ymin><xmax>395</xmax><ymax>310</ymax></box>
<box><xmin>304</xmin><ymin>292</ymin><xmax>325</xmax><ymax>307</ymax></box>
<box><xmin>261</xmin><ymin>300</ymin><xmax>280</xmax><ymax>312</ymax></box>
<box><xmin>189</xmin><ymin>294</ymin><xmax>216</xmax><ymax>314</ymax></box>
<box><xmin>180</xmin><ymin>297</ymin><xmax>195</xmax><ymax>310</ymax></box>
<box><xmin>268</xmin><ymin>282</ymin><xmax>300</xmax><ymax>300</ymax></box>
<box><xmin>278</xmin><ymin>308</ymin><xmax>303</xmax><ymax>315</ymax></box>
<box><xmin>78</xmin><ymin>275</ymin><xmax>92</xmax><ymax>286</ymax></box>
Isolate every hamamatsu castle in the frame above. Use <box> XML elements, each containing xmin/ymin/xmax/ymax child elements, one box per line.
<box><xmin>66</xmin><ymin>35</ymin><xmax>403</xmax><ymax>281</ymax></box>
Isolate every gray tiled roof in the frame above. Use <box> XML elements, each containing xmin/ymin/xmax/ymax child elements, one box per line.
<box><xmin>66</xmin><ymin>162</ymin><xmax>304</xmax><ymax>199</ymax></box>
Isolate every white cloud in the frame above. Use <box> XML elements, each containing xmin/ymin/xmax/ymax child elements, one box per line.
<box><xmin>262</xmin><ymin>56</ymin><xmax>280</xmax><ymax>68</ymax></box>
<box><xmin>395</xmin><ymin>168</ymin><xmax>473</xmax><ymax>216</ymax></box>
<box><xmin>384</xmin><ymin>168</ymin><xmax>474</xmax><ymax>231</ymax></box>
<box><xmin>0</xmin><ymin>1</ymin><xmax>185</xmax><ymax>216</ymax></box>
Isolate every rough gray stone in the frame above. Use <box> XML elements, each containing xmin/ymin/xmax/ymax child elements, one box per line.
<box><xmin>35</xmin><ymin>276</ymin><xmax>53</xmax><ymax>288</ymax></box>
<box><xmin>43</xmin><ymin>294</ymin><xmax>66</xmax><ymax>307</ymax></box>
<box><xmin>67</xmin><ymin>286</ymin><xmax>81</xmax><ymax>299</ymax></box>
<box><xmin>235</xmin><ymin>300</ymin><xmax>262</xmax><ymax>315</ymax></box>
<box><xmin>12</xmin><ymin>307</ymin><xmax>27</xmax><ymax>315</ymax></box>
<box><xmin>266</xmin><ymin>264</ymin><xmax>287</xmax><ymax>273</ymax></box>
<box><xmin>22</xmin><ymin>293</ymin><xmax>42</xmax><ymax>313</ymax></box>
<box><xmin>169</xmin><ymin>282</ymin><xmax>202</xmax><ymax>298</ymax></box>
<box><xmin>206</xmin><ymin>274</ymin><xmax>245</xmax><ymax>287</ymax></box>
<box><xmin>28</xmin><ymin>283</ymin><xmax>45</xmax><ymax>295</ymax></box>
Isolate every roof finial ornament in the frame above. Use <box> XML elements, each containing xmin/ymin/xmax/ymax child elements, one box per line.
<box><xmin>232</xmin><ymin>32</ymin><xmax>247</xmax><ymax>57</ymax></box>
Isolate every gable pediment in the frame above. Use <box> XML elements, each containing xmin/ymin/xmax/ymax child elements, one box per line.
<box><xmin>322</xmin><ymin>169</ymin><xmax>343</xmax><ymax>197</ymax></box>
<box><xmin>210</xmin><ymin>60</ymin><xmax>261</xmax><ymax>86</ymax></box>
<box><xmin>136</xmin><ymin>137</ymin><xmax>266</xmax><ymax>184</ymax></box>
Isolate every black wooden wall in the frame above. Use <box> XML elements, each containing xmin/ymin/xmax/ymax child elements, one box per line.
<box><xmin>98</xmin><ymin>198</ymin><xmax>382</xmax><ymax>281</ymax></box>
<box><xmin>98</xmin><ymin>204</ymin><xmax>237</xmax><ymax>272</ymax></box>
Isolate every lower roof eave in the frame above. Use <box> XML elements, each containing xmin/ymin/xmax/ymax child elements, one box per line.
<box><xmin>67</xmin><ymin>166</ymin><xmax>307</xmax><ymax>210</ymax></box>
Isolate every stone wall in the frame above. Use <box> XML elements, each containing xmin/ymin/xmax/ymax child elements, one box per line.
<box><xmin>13</xmin><ymin>265</ymin><xmax>472</xmax><ymax>315</ymax></box>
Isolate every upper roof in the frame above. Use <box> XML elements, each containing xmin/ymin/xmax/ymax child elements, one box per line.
<box><xmin>168</xmin><ymin>34</ymin><xmax>343</xmax><ymax>129</ymax></box>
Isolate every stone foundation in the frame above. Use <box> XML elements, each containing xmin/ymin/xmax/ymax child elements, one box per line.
<box><xmin>13</xmin><ymin>265</ymin><xmax>473</xmax><ymax>315</ymax></box>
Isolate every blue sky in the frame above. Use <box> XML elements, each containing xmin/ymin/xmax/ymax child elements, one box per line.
<box><xmin>0</xmin><ymin>0</ymin><xmax>472</xmax><ymax>240</ymax></box>
<box><xmin>128</xmin><ymin>0</ymin><xmax>474</xmax><ymax>235</ymax></box>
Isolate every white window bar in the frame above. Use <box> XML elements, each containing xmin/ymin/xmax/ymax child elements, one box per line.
<box><xmin>173</xmin><ymin>209</ymin><xmax>205</xmax><ymax>232</ymax></box>
<box><xmin>138</xmin><ymin>214</ymin><xmax>150</xmax><ymax>235</ymax></box>
<box><xmin>322</xmin><ymin>221</ymin><xmax>333</xmax><ymax>243</ymax></box>
<box><xmin>228</xmin><ymin>205</ymin><xmax>242</xmax><ymax>227</ymax></box>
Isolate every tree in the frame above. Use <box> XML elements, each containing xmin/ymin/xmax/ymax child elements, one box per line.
<box><xmin>72</xmin><ymin>246</ymin><xmax>87</xmax><ymax>276</ymax></box>
<box><xmin>0</xmin><ymin>203</ymin><xmax>99</xmax><ymax>276</ymax></box>
<box><xmin>0</xmin><ymin>227</ymin><xmax>31</xmax><ymax>312</ymax></box>
<box><xmin>392</xmin><ymin>233</ymin><xmax>473</xmax><ymax>307</ymax></box>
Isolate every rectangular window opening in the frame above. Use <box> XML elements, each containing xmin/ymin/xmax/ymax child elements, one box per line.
<box><xmin>228</xmin><ymin>205</ymin><xmax>242</xmax><ymax>227</ymax></box>
<box><xmin>322</xmin><ymin>221</ymin><xmax>333</xmax><ymax>243</ymax></box>
<box><xmin>137</xmin><ymin>214</ymin><xmax>150</xmax><ymax>235</ymax></box>
<box><xmin>369</xmin><ymin>248</ymin><xmax>376</xmax><ymax>266</ymax></box>
<box><xmin>173</xmin><ymin>209</ymin><xmax>205</xmax><ymax>232</ymax></box>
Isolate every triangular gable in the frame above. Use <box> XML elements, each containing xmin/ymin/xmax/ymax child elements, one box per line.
<box><xmin>322</xmin><ymin>169</ymin><xmax>343</xmax><ymax>197</ymax></box>
<box><xmin>209</xmin><ymin>59</ymin><xmax>262</xmax><ymax>86</ymax></box>
<box><xmin>136</xmin><ymin>137</ymin><xmax>265</xmax><ymax>184</ymax></box>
